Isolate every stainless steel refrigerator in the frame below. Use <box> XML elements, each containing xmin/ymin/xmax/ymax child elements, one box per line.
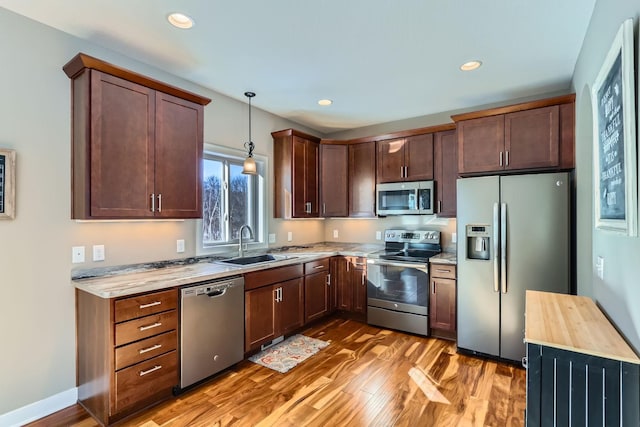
<box><xmin>456</xmin><ymin>172</ymin><xmax>570</xmax><ymax>363</ymax></box>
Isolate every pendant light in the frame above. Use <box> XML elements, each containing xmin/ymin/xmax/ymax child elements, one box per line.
<box><xmin>242</xmin><ymin>91</ymin><xmax>257</xmax><ymax>175</ymax></box>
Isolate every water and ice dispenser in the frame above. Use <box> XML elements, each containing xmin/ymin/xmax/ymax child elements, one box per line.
<box><xmin>466</xmin><ymin>225</ymin><xmax>491</xmax><ymax>260</ymax></box>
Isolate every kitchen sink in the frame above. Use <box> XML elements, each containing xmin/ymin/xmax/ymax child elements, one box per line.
<box><xmin>218</xmin><ymin>254</ymin><xmax>297</xmax><ymax>266</ymax></box>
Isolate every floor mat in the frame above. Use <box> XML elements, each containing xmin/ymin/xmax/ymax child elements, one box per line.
<box><xmin>248</xmin><ymin>334</ymin><xmax>329</xmax><ymax>373</ymax></box>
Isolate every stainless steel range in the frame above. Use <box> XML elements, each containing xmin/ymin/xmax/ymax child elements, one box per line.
<box><xmin>366</xmin><ymin>229</ymin><xmax>441</xmax><ymax>336</ymax></box>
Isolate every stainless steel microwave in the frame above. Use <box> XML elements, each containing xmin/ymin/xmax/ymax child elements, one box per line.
<box><xmin>376</xmin><ymin>181</ymin><xmax>434</xmax><ymax>215</ymax></box>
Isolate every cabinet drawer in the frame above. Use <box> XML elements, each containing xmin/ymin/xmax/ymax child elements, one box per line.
<box><xmin>115</xmin><ymin>310</ymin><xmax>177</xmax><ymax>347</ymax></box>
<box><xmin>114</xmin><ymin>350</ymin><xmax>177</xmax><ymax>413</ymax></box>
<box><xmin>430</xmin><ymin>264</ymin><xmax>456</xmax><ymax>279</ymax></box>
<box><xmin>244</xmin><ymin>264</ymin><xmax>303</xmax><ymax>291</ymax></box>
<box><xmin>304</xmin><ymin>258</ymin><xmax>330</xmax><ymax>274</ymax></box>
<box><xmin>114</xmin><ymin>289</ymin><xmax>177</xmax><ymax>323</ymax></box>
<box><xmin>115</xmin><ymin>330</ymin><xmax>177</xmax><ymax>371</ymax></box>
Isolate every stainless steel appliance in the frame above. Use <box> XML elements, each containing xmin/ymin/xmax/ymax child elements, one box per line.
<box><xmin>367</xmin><ymin>229</ymin><xmax>441</xmax><ymax>335</ymax></box>
<box><xmin>180</xmin><ymin>276</ymin><xmax>244</xmax><ymax>389</ymax></box>
<box><xmin>457</xmin><ymin>172</ymin><xmax>570</xmax><ymax>363</ymax></box>
<box><xmin>376</xmin><ymin>181</ymin><xmax>434</xmax><ymax>215</ymax></box>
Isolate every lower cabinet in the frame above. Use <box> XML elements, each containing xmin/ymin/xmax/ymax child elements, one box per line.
<box><xmin>244</xmin><ymin>264</ymin><xmax>304</xmax><ymax>352</ymax></box>
<box><xmin>429</xmin><ymin>264</ymin><xmax>456</xmax><ymax>340</ymax></box>
<box><xmin>304</xmin><ymin>258</ymin><xmax>332</xmax><ymax>323</ymax></box>
<box><xmin>335</xmin><ymin>256</ymin><xmax>367</xmax><ymax>315</ymax></box>
<box><xmin>76</xmin><ymin>288</ymin><xmax>178</xmax><ymax>425</ymax></box>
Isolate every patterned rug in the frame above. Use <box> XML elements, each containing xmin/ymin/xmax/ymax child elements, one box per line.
<box><xmin>248</xmin><ymin>334</ymin><xmax>329</xmax><ymax>373</ymax></box>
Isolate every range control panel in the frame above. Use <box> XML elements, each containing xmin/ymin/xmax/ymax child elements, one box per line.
<box><xmin>384</xmin><ymin>229</ymin><xmax>440</xmax><ymax>244</ymax></box>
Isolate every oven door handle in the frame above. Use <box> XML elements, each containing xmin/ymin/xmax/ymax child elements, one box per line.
<box><xmin>367</xmin><ymin>259</ymin><xmax>429</xmax><ymax>273</ymax></box>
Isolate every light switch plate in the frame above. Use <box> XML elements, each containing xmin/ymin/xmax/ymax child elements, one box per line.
<box><xmin>596</xmin><ymin>256</ymin><xmax>604</xmax><ymax>280</ymax></box>
<box><xmin>72</xmin><ymin>246</ymin><xmax>85</xmax><ymax>263</ymax></box>
<box><xmin>287</xmin><ymin>231</ymin><xmax>293</xmax><ymax>242</ymax></box>
<box><xmin>375</xmin><ymin>231</ymin><xmax>382</xmax><ymax>240</ymax></box>
<box><xmin>268</xmin><ymin>233</ymin><xmax>276</xmax><ymax>244</ymax></box>
<box><xmin>452</xmin><ymin>233</ymin><xmax>457</xmax><ymax>243</ymax></box>
<box><xmin>176</xmin><ymin>239</ymin><xmax>185</xmax><ymax>253</ymax></box>
<box><xmin>92</xmin><ymin>245</ymin><xmax>105</xmax><ymax>261</ymax></box>
<box><xmin>333</xmin><ymin>229</ymin><xmax>339</xmax><ymax>238</ymax></box>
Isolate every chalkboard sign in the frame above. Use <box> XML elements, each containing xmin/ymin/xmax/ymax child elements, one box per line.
<box><xmin>595</xmin><ymin>51</ymin><xmax>625</xmax><ymax>220</ymax></box>
<box><xmin>591</xmin><ymin>18</ymin><xmax>637</xmax><ymax>236</ymax></box>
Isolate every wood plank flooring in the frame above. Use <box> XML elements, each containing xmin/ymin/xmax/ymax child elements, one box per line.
<box><xmin>28</xmin><ymin>316</ymin><xmax>525</xmax><ymax>426</ymax></box>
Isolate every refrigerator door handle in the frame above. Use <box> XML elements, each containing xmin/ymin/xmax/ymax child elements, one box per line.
<box><xmin>493</xmin><ymin>202</ymin><xmax>500</xmax><ymax>293</ymax></box>
<box><xmin>500</xmin><ymin>202</ymin><xmax>508</xmax><ymax>294</ymax></box>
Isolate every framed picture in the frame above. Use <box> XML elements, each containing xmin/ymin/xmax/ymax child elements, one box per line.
<box><xmin>0</xmin><ymin>148</ymin><xmax>16</xmax><ymax>219</ymax></box>
<box><xmin>591</xmin><ymin>18</ymin><xmax>637</xmax><ymax>236</ymax></box>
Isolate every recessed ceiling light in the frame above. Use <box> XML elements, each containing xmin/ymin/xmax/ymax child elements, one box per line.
<box><xmin>167</xmin><ymin>12</ymin><xmax>194</xmax><ymax>29</ymax></box>
<box><xmin>460</xmin><ymin>60</ymin><xmax>482</xmax><ymax>71</ymax></box>
<box><xmin>318</xmin><ymin>99</ymin><xmax>333</xmax><ymax>106</ymax></box>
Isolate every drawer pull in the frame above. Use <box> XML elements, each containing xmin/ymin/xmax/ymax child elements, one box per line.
<box><xmin>313</xmin><ymin>265</ymin><xmax>325</xmax><ymax>269</ymax></box>
<box><xmin>139</xmin><ymin>301</ymin><xmax>162</xmax><ymax>309</ymax></box>
<box><xmin>139</xmin><ymin>365</ymin><xmax>162</xmax><ymax>377</ymax></box>
<box><xmin>139</xmin><ymin>344</ymin><xmax>162</xmax><ymax>354</ymax></box>
<box><xmin>139</xmin><ymin>322</ymin><xmax>162</xmax><ymax>331</ymax></box>
<box><xmin>435</xmin><ymin>269</ymin><xmax>451</xmax><ymax>273</ymax></box>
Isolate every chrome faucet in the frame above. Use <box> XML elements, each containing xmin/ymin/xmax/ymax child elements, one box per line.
<box><xmin>238</xmin><ymin>224</ymin><xmax>254</xmax><ymax>257</ymax></box>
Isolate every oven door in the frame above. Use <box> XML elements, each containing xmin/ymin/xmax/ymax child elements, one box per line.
<box><xmin>366</xmin><ymin>259</ymin><xmax>429</xmax><ymax>315</ymax></box>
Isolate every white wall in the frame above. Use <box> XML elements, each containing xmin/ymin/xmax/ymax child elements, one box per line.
<box><xmin>0</xmin><ymin>8</ymin><xmax>324</xmax><ymax>416</ymax></box>
<box><xmin>571</xmin><ymin>0</ymin><xmax>640</xmax><ymax>352</ymax></box>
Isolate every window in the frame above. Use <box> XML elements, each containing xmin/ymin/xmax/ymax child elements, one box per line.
<box><xmin>198</xmin><ymin>144</ymin><xmax>266</xmax><ymax>253</ymax></box>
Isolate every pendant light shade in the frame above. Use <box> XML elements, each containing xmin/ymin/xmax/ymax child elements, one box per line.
<box><xmin>242</xmin><ymin>91</ymin><xmax>258</xmax><ymax>175</ymax></box>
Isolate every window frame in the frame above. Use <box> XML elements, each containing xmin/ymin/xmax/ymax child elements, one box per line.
<box><xmin>196</xmin><ymin>143</ymin><xmax>268</xmax><ymax>255</ymax></box>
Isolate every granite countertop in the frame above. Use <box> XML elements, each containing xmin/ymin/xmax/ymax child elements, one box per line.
<box><xmin>73</xmin><ymin>242</ymin><xmax>383</xmax><ymax>299</ymax></box>
<box><xmin>429</xmin><ymin>252</ymin><xmax>457</xmax><ymax>265</ymax></box>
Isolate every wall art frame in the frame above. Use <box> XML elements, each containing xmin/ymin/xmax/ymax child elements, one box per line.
<box><xmin>0</xmin><ymin>148</ymin><xmax>16</xmax><ymax>219</ymax></box>
<box><xmin>591</xmin><ymin>18</ymin><xmax>637</xmax><ymax>236</ymax></box>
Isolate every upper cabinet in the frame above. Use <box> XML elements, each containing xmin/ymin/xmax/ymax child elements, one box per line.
<box><xmin>349</xmin><ymin>142</ymin><xmax>376</xmax><ymax>217</ymax></box>
<box><xmin>453</xmin><ymin>95</ymin><xmax>575</xmax><ymax>176</ymax></box>
<box><xmin>434</xmin><ymin>129</ymin><xmax>457</xmax><ymax>217</ymax></box>
<box><xmin>63</xmin><ymin>53</ymin><xmax>211</xmax><ymax>219</ymax></box>
<box><xmin>377</xmin><ymin>133</ymin><xmax>433</xmax><ymax>183</ymax></box>
<box><xmin>273</xmin><ymin>129</ymin><xmax>321</xmax><ymax>218</ymax></box>
<box><xmin>320</xmin><ymin>144</ymin><xmax>349</xmax><ymax>217</ymax></box>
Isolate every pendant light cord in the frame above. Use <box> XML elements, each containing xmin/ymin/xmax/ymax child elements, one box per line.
<box><xmin>245</xmin><ymin>91</ymin><xmax>256</xmax><ymax>158</ymax></box>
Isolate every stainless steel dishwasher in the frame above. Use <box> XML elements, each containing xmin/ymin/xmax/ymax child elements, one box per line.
<box><xmin>180</xmin><ymin>275</ymin><xmax>244</xmax><ymax>389</ymax></box>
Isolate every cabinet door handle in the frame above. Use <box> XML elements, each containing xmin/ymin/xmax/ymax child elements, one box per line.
<box><xmin>361</xmin><ymin>273</ymin><xmax>365</xmax><ymax>285</ymax></box>
<box><xmin>139</xmin><ymin>301</ymin><xmax>161</xmax><ymax>309</ymax></box>
<box><xmin>139</xmin><ymin>322</ymin><xmax>162</xmax><ymax>332</ymax></box>
<box><xmin>505</xmin><ymin>151</ymin><xmax>509</xmax><ymax>167</ymax></box>
<box><xmin>305</xmin><ymin>202</ymin><xmax>312</xmax><ymax>213</ymax></box>
<box><xmin>432</xmin><ymin>281</ymin><xmax>436</xmax><ymax>294</ymax></box>
<box><xmin>139</xmin><ymin>344</ymin><xmax>162</xmax><ymax>354</ymax></box>
<box><xmin>157</xmin><ymin>194</ymin><xmax>162</xmax><ymax>213</ymax></box>
<box><xmin>274</xmin><ymin>288</ymin><xmax>279</xmax><ymax>302</ymax></box>
<box><xmin>326</xmin><ymin>274</ymin><xmax>331</xmax><ymax>286</ymax></box>
<box><xmin>139</xmin><ymin>365</ymin><xmax>162</xmax><ymax>377</ymax></box>
<box><xmin>150</xmin><ymin>193</ymin><xmax>155</xmax><ymax>212</ymax></box>
<box><xmin>438</xmin><ymin>200</ymin><xmax>442</xmax><ymax>213</ymax></box>
<box><xmin>279</xmin><ymin>287</ymin><xmax>283</xmax><ymax>301</ymax></box>
<box><xmin>499</xmin><ymin>152</ymin><xmax>503</xmax><ymax>167</ymax></box>
<box><xmin>323</xmin><ymin>203</ymin><xmax>326</xmax><ymax>215</ymax></box>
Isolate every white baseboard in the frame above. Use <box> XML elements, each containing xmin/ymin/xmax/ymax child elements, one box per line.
<box><xmin>0</xmin><ymin>388</ymin><xmax>77</xmax><ymax>427</ymax></box>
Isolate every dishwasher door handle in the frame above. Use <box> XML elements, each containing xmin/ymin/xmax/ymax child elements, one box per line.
<box><xmin>206</xmin><ymin>287</ymin><xmax>227</xmax><ymax>298</ymax></box>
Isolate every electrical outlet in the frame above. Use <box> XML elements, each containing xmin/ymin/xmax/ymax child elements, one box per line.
<box><xmin>596</xmin><ymin>256</ymin><xmax>604</xmax><ymax>280</ymax></box>
<box><xmin>176</xmin><ymin>239</ymin><xmax>185</xmax><ymax>253</ymax></box>
<box><xmin>333</xmin><ymin>229</ymin><xmax>339</xmax><ymax>238</ymax></box>
<box><xmin>375</xmin><ymin>231</ymin><xmax>382</xmax><ymax>240</ymax></box>
<box><xmin>452</xmin><ymin>233</ymin><xmax>457</xmax><ymax>243</ymax></box>
<box><xmin>268</xmin><ymin>233</ymin><xmax>276</xmax><ymax>243</ymax></box>
<box><xmin>92</xmin><ymin>245</ymin><xmax>105</xmax><ymax>261</ymax></box>
<box><xmin>287</xmin><ymin>231</ymin><xmax>293</xmax><ymax>242</ymax></box>
<box><xmin>72</xmin><ymin>246</ymin><xmax>85</xmax><ymax>263</ymax></box>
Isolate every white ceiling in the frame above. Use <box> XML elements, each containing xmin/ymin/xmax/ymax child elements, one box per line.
<box><xmin>0</xmin><ymin>0</ymin><xmax>595</xmax><ymax>134</ymax></box>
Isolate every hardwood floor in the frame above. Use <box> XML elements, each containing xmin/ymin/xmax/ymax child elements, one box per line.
<box><xmin>28</xmin><ymin>316</ymin><xmax>525</xmax><ymax>426</ymax></box>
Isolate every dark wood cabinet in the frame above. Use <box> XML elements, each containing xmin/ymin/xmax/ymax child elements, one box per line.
<box><xmin>244</xmin><ymin>264</ymin><xmax>304</xmax><ymax>352</ymax></box>
<box><xmin>434</xmin><ymin>130</ymin><xmax>458</xmax><ymax>217</ymax></box>
<box><xmin>429</xmin><ymin>264</ymin><xmax>456</xmax><ymax>340</ymax></box>
<box><xmin>320</xmin><ymin>144</ymin><xmax>348</xmax><ymax>217</ymax></box>
<box><xmin>64</xmin><ymin>53</ymin><xmax>209</xmax><ymax>219</ymax></box>
<box><xmin>303</xmin><ymin>258</ymin><xmax>331</xmax><ymax>323</ymax></box>
<box><xmin>76</xmin><ymin>288</ymin><xmax>178</xmax><ymax>425</ymax></box>
<box><xmin>377</xmin><ymin>134</ymin><xmax>433</xmax><ymax>183</ymax></box>
<box><xmin>454</xmin><ymin>95</ymin><xmax>575</xmax><ymax>175</ymax></box>
<box><xmin>349</xmin><ymin>142</ymin><xmax>376</xmax><ymax>217</ymax></box>
<box><xmin>273</xmin><ymin>129</ymin><xmax>321</xmax><ymax>218</ymax></box>
<box><xmin>335</xmin><ymin>256</ymin><xmax>367</xmax><ymax>314</ymax></box>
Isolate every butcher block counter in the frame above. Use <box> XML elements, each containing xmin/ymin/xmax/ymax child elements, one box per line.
<box><xmin>525</xmin><ymin>290</ymin><xmax>640</xmax><ymax>364</ymax></box>
<box><xmin>524</xmin><ymin>290</ymin><xmax>640</xmax><ymax>426</ymax></box>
